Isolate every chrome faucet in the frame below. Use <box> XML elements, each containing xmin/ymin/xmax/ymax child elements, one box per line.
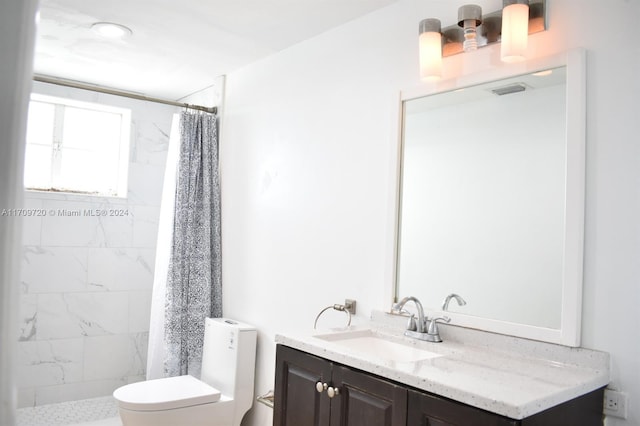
<box><xmin>419</xmin><ymin>293</ymin><xmax>467</xmax><ymax>343</ymax></box>
<box><xmin>392</xmin><ymin>296</ymin><xmax>427</xmax><ymax>333</ymax></box>
<box><xmin>392</xmin><ymin>296</ymin><xmax>447</xmax><ymax>343</ymax></box>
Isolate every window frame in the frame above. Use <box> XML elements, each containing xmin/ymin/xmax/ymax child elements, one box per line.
<box><xmin>25</xmin><ymin>93</ymin><xmax>132</xmax><ymax>198</ymax></box>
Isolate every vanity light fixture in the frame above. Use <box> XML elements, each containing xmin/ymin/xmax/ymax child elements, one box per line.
<box><xmin>419</xmin><ymin>18</ymin><xmax>443</xmax><ymax>81</ymax></box>
<box><xmin>417</xmin><ymin>0</ymin><xmax>547</xmax><ymax>80</ymax></box>
<box><xmin>91</xmin><ymin>22</ymin><xmax>133</xmax><ymax>39</ymax></box>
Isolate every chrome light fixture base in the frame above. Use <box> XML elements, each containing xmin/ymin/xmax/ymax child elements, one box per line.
<box><xmin>441</xmin><ymin>0</ymin><xmax>546</xmax><ymax>57</ymax></box>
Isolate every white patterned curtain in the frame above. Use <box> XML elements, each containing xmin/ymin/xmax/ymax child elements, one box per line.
<box><xmin>163</xmin><ymin>110</ymin><xmax>222</xmax><ymax>378</ymax></box>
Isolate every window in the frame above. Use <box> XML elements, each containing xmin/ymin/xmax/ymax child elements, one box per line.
<box><xmin>24</xmin><ymin>94</ymin><xmax>131</xmax><ymax>197</ymax></box>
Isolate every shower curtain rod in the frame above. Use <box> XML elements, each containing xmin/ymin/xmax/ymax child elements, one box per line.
<box><xmin>33</xmin><ymin>75</ymin><xmax>217</xmax><ymax>114</ymax></box>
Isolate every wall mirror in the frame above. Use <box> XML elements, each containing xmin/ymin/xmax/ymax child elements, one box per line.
<box><xmin>394</xmin><ymin>50</ymin><xmax>585</xmax><ymax>346</ymax></box>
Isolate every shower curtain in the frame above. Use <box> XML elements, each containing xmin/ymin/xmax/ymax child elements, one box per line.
<box><xmin>146</xmin><ymin>110</ymin><xmax>222</xmax><ymax>380</ymax></box>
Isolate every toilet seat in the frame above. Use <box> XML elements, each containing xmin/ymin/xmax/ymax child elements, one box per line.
<box><xmin>114</xmin><ymin>375</ymin><xmax>221</xmax><ymax>412</ymax></box>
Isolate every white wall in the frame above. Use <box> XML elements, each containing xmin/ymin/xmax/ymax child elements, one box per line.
<box><xmin>0</xmin><ymin>1</ymin><xmax>39</xmax><ymax>424</ymax></box>
<box><xmin>220</xmin><ymin>0</ymin><xmax>640</xmax><ymax>425</ymax></box>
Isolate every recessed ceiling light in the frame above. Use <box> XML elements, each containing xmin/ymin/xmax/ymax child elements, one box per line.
<box><xmin>91</xmin><ymin>22</ymin><xmax>133</xmax><ymax>39</ymax></box>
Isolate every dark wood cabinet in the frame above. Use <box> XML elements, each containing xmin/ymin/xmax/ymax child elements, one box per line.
<box><xmin>274</xmin><ymin>345</ymin><xmax>604</xmax><ymax>426</ymax></box>
<box><xmin>274</xmin><ymin>345</ymin><xmax>407</xmax><ymax>426</ymax></box>
<box><xmin>408</xmin><ymin>387</ymin><xmax>604</xmax><ymax>426</ymax></box>
<box><xmin>273</xmin><ymin>345</ymin><xmax>332</xmax><ymax>426</ymax></box>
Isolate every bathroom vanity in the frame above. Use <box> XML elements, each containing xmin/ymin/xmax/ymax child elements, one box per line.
<box><xmin>274</xmin><ymin>345</ymin><xmax>603</xmax><ymax>425</ymax></box>
<box><xmin>273</xmin><ymin>317</ymin><xmax>609</xmax><ymax>426</ymax></box>
<box><xmin>272</xmin><ymin>49</ymin><xmax>605</xmax><ymax>426</ymax></box>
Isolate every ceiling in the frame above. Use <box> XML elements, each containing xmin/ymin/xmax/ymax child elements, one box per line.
<box><xmin>34</xmin><ymin>0</ymin><xmax>398</xmax><ymax>101</ymax></box>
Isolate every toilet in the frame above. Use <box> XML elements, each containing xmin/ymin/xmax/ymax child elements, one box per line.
<box><xmin>113</xmin><ymin>318</ymin><xmax>257</xmax><ymax>426</ymax></box>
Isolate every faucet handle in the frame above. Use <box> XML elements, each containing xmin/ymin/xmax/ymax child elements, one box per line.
<box><xmin>406</xmin><ymin>314</ymin><xmax>417</xmax><ymax>331</ymax></box>
<box><xmin>427</xmin><ymin>316</ymin><xmax>450</xmax><ymax>334</ymax></box>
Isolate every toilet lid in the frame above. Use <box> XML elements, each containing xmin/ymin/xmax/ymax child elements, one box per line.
<box><xmin>114</xmin><ymin>375</ymin><xmax>221</xmax><ymax>411</ymax></box>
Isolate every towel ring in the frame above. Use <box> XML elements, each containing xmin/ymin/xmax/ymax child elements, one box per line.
<box><xmin>313</xmin><ymin>304</ymin><xmax>352</xmax><ymax>329</ymax></box>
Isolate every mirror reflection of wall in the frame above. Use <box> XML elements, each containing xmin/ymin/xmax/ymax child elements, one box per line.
<box><xmin>397</xmin><ymin>67</ymin><xmax>567</xmax><ymax>329</ymax></box>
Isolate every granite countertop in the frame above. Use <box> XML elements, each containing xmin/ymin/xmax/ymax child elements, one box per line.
<box><xmin>275</xmin><ymin>313</ymin><xmax>609</xmax><ymax>420</ymax></box>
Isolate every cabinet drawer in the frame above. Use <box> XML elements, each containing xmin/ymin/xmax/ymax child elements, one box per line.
<box><xmin>407</xmin><ymin>389</ymin><xmax>518</xmax><ymax>426</ymax></box>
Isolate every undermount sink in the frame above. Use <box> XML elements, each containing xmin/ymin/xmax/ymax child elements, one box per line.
<box><xmin>314</xmin><ymin>329</ymin><xmax>442</xmax><ymax>363</ymax></box>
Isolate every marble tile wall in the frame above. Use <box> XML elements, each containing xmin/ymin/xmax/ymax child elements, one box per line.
<box><xmin>17</xmin><ymin>82</ymin><xmax>176</xmax><ymax>407</ymax></box>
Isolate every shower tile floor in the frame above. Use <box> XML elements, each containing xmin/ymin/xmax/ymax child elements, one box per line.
<box><xmin>16</xmin><ymin>396</ymin><xmax>122</xmax><ymax>426</ymax></box>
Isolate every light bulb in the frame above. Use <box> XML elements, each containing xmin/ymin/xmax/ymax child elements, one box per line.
<box><xmin>419</xmin><ymin>19</ymin><xmax>442</xmax><ymax>81</ymax></box>
<box><xmin>501</xmin><ymin>0</ymin><xmax>529</xmax><ymax>62</ymax></box>
<box><xmin>462</xmin><ymin>19</ymin><xmax>478</xmax><ymax>51</ymax></box>
<box><xmin>457</xmin><ymin>5</ymin><xmax>482</xmax><ymax>53</ymax></box>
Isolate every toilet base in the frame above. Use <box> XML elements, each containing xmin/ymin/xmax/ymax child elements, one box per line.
<box><xmin>118</xmin><ymin>397</ymin><xmax>235</xmax><ymax>426</ymax></box>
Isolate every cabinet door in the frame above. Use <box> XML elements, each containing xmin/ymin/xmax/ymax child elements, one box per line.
<box><xmin>407</xmin><ymin>389</ymin><xmax>519</xmax><ymax>426</ymax></box>
<box><xmin>274</xmin><ymin>345</ymin><xmax>332</xmax><ymax>426</ymax></box>
<box><xmin>330</xmin><ymin>365</ymin><xmax>408</xmax><ymax>426</ymax></box>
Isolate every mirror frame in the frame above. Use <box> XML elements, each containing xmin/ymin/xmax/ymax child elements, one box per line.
<box><xmin>390</xmin><ymin>49</ymin><xmax>586</xmax><ymax>346</ymax></box>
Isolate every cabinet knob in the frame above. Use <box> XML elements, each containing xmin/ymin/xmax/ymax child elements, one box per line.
<box><xmin>327</xmin><ymin>386</ymin><xmax>340</xmax><ymax>398</ymax></box>
<box><xmin>316</xmin><ymin>382</ymin><xmax>328</xmax><ymax>393</ymax></box>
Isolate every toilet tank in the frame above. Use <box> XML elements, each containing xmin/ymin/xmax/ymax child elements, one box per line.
<box><xmin>200</xmin><ymin>318</ymin><xmax>257</xmax><ymax>401</ymax></box>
